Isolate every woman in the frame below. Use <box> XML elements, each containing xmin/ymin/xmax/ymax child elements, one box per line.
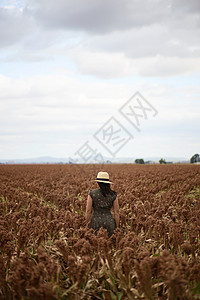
<box><xmin>86</xmin><ymin>171</ymin><xmax>119</xmax><ymax>237</ymax></box>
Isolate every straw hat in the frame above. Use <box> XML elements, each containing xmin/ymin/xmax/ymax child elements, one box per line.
<box><xmin>93</xmin><ymin>171</ymin><xmax>113</xmax><ymax>184</ymax></box>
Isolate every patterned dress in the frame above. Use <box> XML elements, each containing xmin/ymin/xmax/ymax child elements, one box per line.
<box><xmin>89</xmin><ymin>188</ymin><xmax>117</xmax><ymax>237</ymax></box>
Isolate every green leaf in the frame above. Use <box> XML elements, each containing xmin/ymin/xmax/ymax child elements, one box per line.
<box><xmin>110</xmin><ymin>291</ymin><xmax>117</xmax><ymax>300</ymax></box>
<box><xmin>193</xmin><ymin>282</ymin><xmax>200</xmax><ymax>295</ymax></box>
<box><xmin>117</xmin><ymin>291</ymin><xmax>123</xmax><ymax>300</ymax></box>
<box><xmin>131</xmin><ymin>276</ymin><xmax>135</xmax><ymax>286</ymax></box>
<box><xmin>61</xmin><ymin>282</ymin><xmax>78</xmax><ymax>296</ymax></box>
<box><xmin>108</xmin><ymin>273</ymin><xmax>116</xmax><ymax>286</ymax></box>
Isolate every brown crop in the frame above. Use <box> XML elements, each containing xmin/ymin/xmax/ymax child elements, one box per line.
<box><xmin>0</xmin><ymin>163</ymin><xmax>199</xmax><ymax>299</ymax></box>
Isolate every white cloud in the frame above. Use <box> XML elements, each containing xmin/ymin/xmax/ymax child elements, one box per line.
<box><xmin>0</xmin><ymin>0</ymin><xmax>199</xmax><ymax>78</ymax></box>
<box><xmin>69</xmin><ymin>48</ymin><xmax>200</xmax><ymax>78</ymax></box>
<box><xmin>0</xmin><ymin>5</ymin><xmax>33</xmax><ymax>47</ymax></box>
<box><xmin>83</xmin><ymin>21</ymin><xmax>200</xmax><ymax>58</ymax></box>
<box><xmin>0</xmin><ymin>1</ymin><xmax>199</xmax><ymax>159</ymax></box>
<box><xmin>24</xmin><ymin>0</ymin><xmax>169</xmax><ymax>33</ymax></box>
<box><xmin>0</xmin><ymin>73</ymin><xmax>199</xmax><ymax>158</ymax></box>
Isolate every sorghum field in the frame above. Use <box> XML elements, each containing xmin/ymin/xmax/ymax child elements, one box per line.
<box><xmin>0</xmin><ymin>164</ymin><xmax>200</xmax><ymax>300</ymax></box>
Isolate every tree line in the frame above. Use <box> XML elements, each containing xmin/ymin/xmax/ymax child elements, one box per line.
<box><xmin>134</xmin><ymin>153</ymin><xmax>199</xmax><ymax>164</ymax></box>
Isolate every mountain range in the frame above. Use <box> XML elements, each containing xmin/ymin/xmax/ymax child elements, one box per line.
<box><xmin>0</xmin><ymin>156</ymin><xmax>190</xmax><ymax>164</ymax></box>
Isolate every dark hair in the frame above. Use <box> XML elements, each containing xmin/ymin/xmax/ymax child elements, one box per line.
<box><xmin>97</xmin><ymin>181</ymin><xmax>116</xmax><ymax>197</ymax></box>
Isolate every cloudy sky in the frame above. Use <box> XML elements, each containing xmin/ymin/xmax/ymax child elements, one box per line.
<box><xmin>0</xmin><ymin>0</ymin><xmax>199</xmax><ymax>161</ymax></box>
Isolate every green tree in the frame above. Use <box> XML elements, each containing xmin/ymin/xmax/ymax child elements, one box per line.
<box><xmin>159</xmin><ymin>158</ymin><xmax>166</xmax><ymax>164</ymax></box>
<box><xmin>135</xmin><ymin>158</ymin><xmax>145</xmax><ymax>164</ymax></box>
<box><xmin>190</xmin><ymin>153</ymin><xmax>200</xmax><ymax>163</ymax></box>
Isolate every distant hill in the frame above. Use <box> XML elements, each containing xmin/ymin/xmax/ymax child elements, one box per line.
<box><xmin>0</xmin><ymin>156</ymin><xmax>69</xmax><ymax>164</ymax></box>
<box><xmin>0</xmin><ymin>156</ymin><xmax>189</xmax><ymax>164</ymax></box>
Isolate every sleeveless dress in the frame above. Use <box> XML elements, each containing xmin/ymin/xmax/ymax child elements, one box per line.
<box><xmin>88</xmin><ymin>188</ymin><xmax>117</xmax><ymax>237</ymax></box>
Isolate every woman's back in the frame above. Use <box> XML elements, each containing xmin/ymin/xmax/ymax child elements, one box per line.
<box><xmin>85</xmin><ymin>171</ymin><xmax>119</xmax><ymax>238</ymax></box>
<box><xmin>89</xmin><ymin>188</ymin><xmax>117</xmax><ymax>211</ymax></box>
<box><xmin>89</xmin><ymin>188</ymin><xmax>117</xmax><ymax>237</ymax></box>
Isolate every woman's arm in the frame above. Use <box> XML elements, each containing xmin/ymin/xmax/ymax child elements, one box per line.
<box><xmin>113</xmin><ymin>197</ymin><xmax>119</xmax><ymax>227</ymax></box>
<box><xmin>85</xmin><ymin>194</ymin><xmax>93</xmax><ymax>225</ymax></box>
